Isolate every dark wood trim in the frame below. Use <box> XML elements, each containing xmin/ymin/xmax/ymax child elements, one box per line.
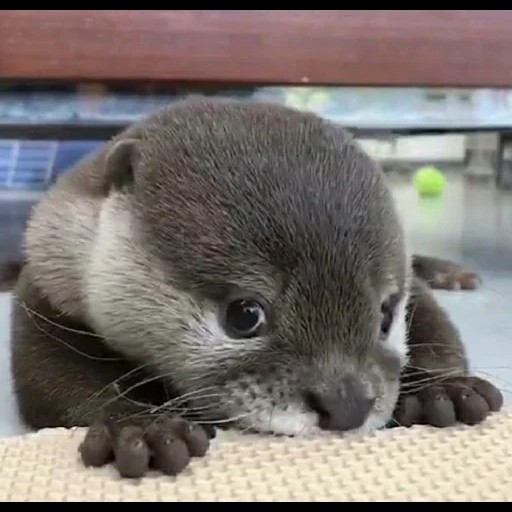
<box><xmin>2</xmin><ymin>10</ymin><xmax>512</xmax><ymax>87</ymax></box>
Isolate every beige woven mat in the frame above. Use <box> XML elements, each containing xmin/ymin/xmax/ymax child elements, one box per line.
<box><xmin>0</xmin><ymin>410</ymin><xmax>511</xmax><ymax>502</ymax></box>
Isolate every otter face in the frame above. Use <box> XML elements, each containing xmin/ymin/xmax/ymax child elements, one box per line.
<box><xmin>88</xmin><ymin>99</ymin><xmax>410</xmax><ymax>437</ymax></box>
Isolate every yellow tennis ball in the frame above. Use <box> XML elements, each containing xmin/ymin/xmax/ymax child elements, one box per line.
<box><xmin>413</xmin><ymin>166</ymin><xmax>446</xmax><ymax>197</ymax></box>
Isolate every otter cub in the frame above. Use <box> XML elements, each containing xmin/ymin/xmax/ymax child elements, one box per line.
<box><xmin>10</xmin><ymin>99</ymin><xmax>502</xmax><ymax>478</ymax></box>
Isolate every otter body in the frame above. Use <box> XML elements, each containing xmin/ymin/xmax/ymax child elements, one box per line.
<box><xmin>10</xmin><ymin>99</ymin><xmax>502</xmax><ymax>478</ymax></box>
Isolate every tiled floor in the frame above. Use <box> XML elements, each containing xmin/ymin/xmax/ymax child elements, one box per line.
<box><xmin>0</xmin><ymin>172</ymin><xmax>511</xmax><ymax>437</ymax></box>
<box><xmin>394</xmin><ymin>172</ymin><xmax>512</xmax><ymax>406</ymax></box>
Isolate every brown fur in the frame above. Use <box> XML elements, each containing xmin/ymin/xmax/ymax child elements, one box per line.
<box><xmin>0</xmin><ymin>260</ymin><xmax>23</xmax><ymax>292</ymax></box>
<box><xmin>8</xmin><ymin>98</ymin><xmax>503</xmax><ymax>479</ymax></box>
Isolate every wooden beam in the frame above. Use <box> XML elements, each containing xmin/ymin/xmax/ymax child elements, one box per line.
<box><xmin>1</xmin><ymin>10</ymin><xmax>512</xmax><ymax>87</ymax></box>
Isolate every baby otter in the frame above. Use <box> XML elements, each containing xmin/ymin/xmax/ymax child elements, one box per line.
<box><xmin>9</xmin><ymin>98</ymin><xmax>502</xmax><ymax>478</ymax></box>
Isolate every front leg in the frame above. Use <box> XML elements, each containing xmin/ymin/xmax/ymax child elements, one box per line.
<box><xmin>11</xmin><ymin>267</ymin><xmax>212</xmax><ymax>478</ymax></box>
<box><xmin>393</xmin><ymin>276</ymin><xmax>503</xmax><ymax>428</ymax></box>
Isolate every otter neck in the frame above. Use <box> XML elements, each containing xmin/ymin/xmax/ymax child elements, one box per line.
<box><xmin>23</xmin><ymin>184</ymin><xmax>103</xmax><ymax>322</ymax></box>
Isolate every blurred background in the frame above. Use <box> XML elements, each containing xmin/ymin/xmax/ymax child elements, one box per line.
<box><xmin>1</xmin><ymin>83</ymin><xmax>511</xmax><ymax>268</ymax></box>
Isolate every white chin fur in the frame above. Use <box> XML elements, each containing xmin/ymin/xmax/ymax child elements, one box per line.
<box><xmin>235</xmin><ymin>406</ymin><xmax>394</xmax><ymax>438</ymax></box>
<box><xmin>387</xmin><ymin>292</ymin><xmax>410</xmax><ymax>367</ymax></box>
<box><xmin>234</xmin><ymin>386</ymin><xmax>398</xmax><ymax>438</ymax></box>
<box><xmin>236</xmin><ymin>406</ymin><xmax>318</xmax><ymax>437</ymax></box>
<box><xmin>387</xmin><ymin>259</ymin><xmax>412</xmax><ymax>368</ymax></box>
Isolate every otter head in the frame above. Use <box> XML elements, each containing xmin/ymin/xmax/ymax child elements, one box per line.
<box><xmin>87</xmin><ymin>98</ymin><xmax>410</xmax><ymax>437</ymax></box>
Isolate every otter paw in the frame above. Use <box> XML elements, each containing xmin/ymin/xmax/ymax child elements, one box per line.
<box><xmin>430</xmin><ymin>266</ymin><xmax>480</xmax><ymax>290</ymax></box>
<box><xmin>79</xmin><ymin>417</ymin><xmax>212</xmax><ymax>478</ymax></box>
<box><xmin>393</xmin><ymin>376</ymin><xmax>503</xmax><ymax>428</ymax></box>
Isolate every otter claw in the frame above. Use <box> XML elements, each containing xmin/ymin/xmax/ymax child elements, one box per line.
<box><xmin>80</xmin><ymin>416</ymin><xmax>212</xmax><ymax>478</ymax></box>
<box><xmin>393</xmin><ymin>376</ymin><xmax>503</xmax><ymax>428</ymax></box>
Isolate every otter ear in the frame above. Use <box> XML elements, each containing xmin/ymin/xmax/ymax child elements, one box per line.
<box><xmin>104</xmin><ymin>138</ymin><xmax>138</xmax><ymax>192</ymax></box>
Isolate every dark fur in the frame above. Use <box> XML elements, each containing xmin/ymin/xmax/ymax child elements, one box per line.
<box><xmin>8</xmin><ymin>99</ymin><xmax>503</xmax><ymax>479</ymax></box>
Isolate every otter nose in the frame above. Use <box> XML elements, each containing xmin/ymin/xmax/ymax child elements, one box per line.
<box><xmin>305</xmin><ymin>378</ymin><xmax>375</xmax><ymax>432</ymax></box>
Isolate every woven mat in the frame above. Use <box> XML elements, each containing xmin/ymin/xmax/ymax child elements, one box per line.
<box><xmin>0</xmin><ymin>411</ymin><xmax>511</xmax><ymax>502</ymax></box>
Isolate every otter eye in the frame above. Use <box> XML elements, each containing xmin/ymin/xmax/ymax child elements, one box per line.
<box><xmin>224</xmin><ymin>299</ymin><xmax>266</xmax><ymax>339</ymax></box>
<box><xmin>380</xmin><ymin>301</ymin><xmax>394</xmax><ymax>337</ymax></box>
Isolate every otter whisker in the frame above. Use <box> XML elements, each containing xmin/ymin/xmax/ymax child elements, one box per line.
<box><xmin>196</xmin><ymin>410</ymin><xmax>257</xmax><ymax>426</ymax></box>
<box><xmin>111</xmin><ymin>383</ymin><xmax>155</xmax><ymax>410</ymax></box>
<box><xmin>472</xmin><ymin>370</ymin><xmax>512</xmax><ymax>388</ymax></box>
<box><xmin>92</xmin><ymin>388</ymin><xmax>229</xmax><ymax>428</ymax></box>
<box><xmin>403</xmin><ymin>365</ymin><xmax>512</xmax><ymax>389</ymax></box>
<box><xmin>404</xmin><ymin>347</ymin><xmax>467</xmax><ymax>358</ymax></box>
<box><xmin>77</xmin><ymin>365</ymin><xmax>164</xmax><ymax>418</ymax></box>
<box><xmin>21</xmin><ymin>302</ymin><xmax>123</xmax><ymax>362</ymax></box>
<box><xmin>85</xmin><ymin>364</ymin><xmax>154</xmax><ymax>402</ymax></box>
<box><xmin>142</xmin><ymin>392</ymin><xmax>228</xmax><ymax>418</ymax></box>
<box><xmin>400</xmin><ymin>369</ymin><xmax>462</xmax><ymax>388</ymax></box>
<box><xmin>405</xmin><ymin>301</ymin><xmax>418</xmax><ymax>333</ymax></box>
<box><xmin>400</xmin><ymin>368</ymin><xmax>465</xmax><ymax>385</ymax></box>
<box><xmin>152</xmin><ymin>386</ymin><xmax>222</xmax><ymax>408</ymax></box>
<box><xmin>19</xmin><ymin>300</ymin><xmax>107</xmax><ymax>342</ymax></box>
<box><xmin>91</xmin><ymin>381</ymin><xmax>221</xmax><ymax>420</ymax></box>
<box><xmin>404</xmin><ymin>365</ymin><xmax>465</xmax><ymax>376</ymax></box>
